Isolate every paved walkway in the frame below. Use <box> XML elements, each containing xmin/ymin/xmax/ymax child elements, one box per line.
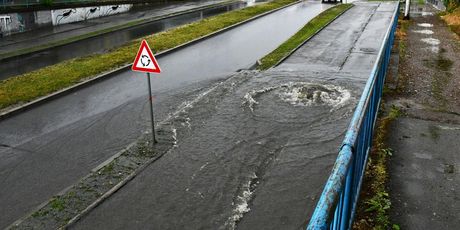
<box><xmin>69</xmin><ymin>2</ymin><xmax>398</xmax><ymax>229</ymax></box>
<box><xmin>388</xmin><ymin>3</ymin><xmax>460</xmax><ymax>229</ymax></box>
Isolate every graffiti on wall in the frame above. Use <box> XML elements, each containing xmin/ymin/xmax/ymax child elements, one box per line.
<box><xmin>52</xmin><ymin>4</ymin><xmax>132</xmax><ymax>25</ymax></box>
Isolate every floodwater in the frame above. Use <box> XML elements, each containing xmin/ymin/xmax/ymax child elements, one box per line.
<box><xmin>0</xmin><ymin>2</ymin><xmax>332</xmax><ymax>228</ymax></box>
<box><xmin>0</xmin><ymin>1</ymin><xmax>252</xmax><ymax>80</ymax></box>
<box><xmin>71</xmin><ymin>70</ymin><xmax>360</xmax><ymax>230</ymax></box>
<box><xmin>72</xmin><ymin>2</ymin><xmax>399</xmax><ymax>229</ymax></box>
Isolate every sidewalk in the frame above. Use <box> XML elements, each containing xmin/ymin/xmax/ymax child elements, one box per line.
<box><xmin>388</xmin><ymin>4</ymin><xmax>460</xmax><ymax>229</ymax></box>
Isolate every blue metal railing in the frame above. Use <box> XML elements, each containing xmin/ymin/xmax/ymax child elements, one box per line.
<box><xmin>307</xmin><ymin>2</ymin><xmax>400</xmax><ymax>230</ymax></box>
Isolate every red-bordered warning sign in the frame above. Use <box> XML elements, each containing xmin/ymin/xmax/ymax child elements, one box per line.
<box><xmin>132</xmin><ymin>40</ymin><xmax>161</xmax><ymax>73</ymax></box>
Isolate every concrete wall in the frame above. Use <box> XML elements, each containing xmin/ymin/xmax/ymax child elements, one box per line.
<box><xmin>51</xmin><ymin>4</ymin><xmax>132</xmax><ymax>25</ymax></box>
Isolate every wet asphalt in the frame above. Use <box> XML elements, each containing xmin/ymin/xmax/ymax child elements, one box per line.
<box><xmin>0</xmin><ymin>0</ymin><xmax>252</xmax><ymax>80</ymax></box>
<box><xmin>0</xmin><ymin>1</ymin><xmax>332</xmax><ymax>228</ymax></box>
<box><xmin>70</xmin><ymin>2</ymin><xmax>399</xmax><ymax>229</ymax></box>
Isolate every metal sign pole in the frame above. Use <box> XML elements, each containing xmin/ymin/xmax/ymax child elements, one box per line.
<box><xmin>404</xmin><ymin>0</ymin><xmax>410</xmax><ymax>19</ymax></box>
<box><xmin>146</xmin><ymin>73</ymin><xmax>157</xmax><ymax>143</ymax></box>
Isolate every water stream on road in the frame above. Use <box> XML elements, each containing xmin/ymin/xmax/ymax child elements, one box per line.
<box><xmin>71</xmin><ymin>70</ymin><xmax>361</xmax><ymax>229</ymax></box>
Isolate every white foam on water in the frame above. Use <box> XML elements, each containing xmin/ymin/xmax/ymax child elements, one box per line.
<box><xmin>243</xmin><ymin>83</ymin><xmax>351</xmax><ymax>112</ymax></box>
<box><xmin>242</xmin><ymin>86</ymin><xmax>278</xmax><ymax>112</ymax></box>
<box><xmin>413</xmin><ymin>29</ymin><xmax>434</xmax><ymax>35</ymax></box>
<box><xmin>172</xmin><ymin>128</ymin><xmax>177</xmax><ymax>146</ymax></box>
<box><xmin>417</xmin><ymin>23</ymin><xmax>433</xmax><ymax>28</ymax></box>
<box><xmin>199</xmin><ymin>162</ymin><xmax>209</xmax><ymax>171</ymax></box>
<box><xmin>180</xmin><ymin>117</ymin><xmax>191</xmax><ymax>129</ymax></box>
<box><xmin>422</xmin><ymin>12</ymin><xmax>434</xmax><ymax>16</ymax></box>
<box><xmin>225</xmin><ymin>172</ymin><xmax>258</xmax><ymax>230</ymax></box>
<box><xmin>279</xmin><ymin>83</ymin><xmax>351</xmax><ymax>108</ymax></box>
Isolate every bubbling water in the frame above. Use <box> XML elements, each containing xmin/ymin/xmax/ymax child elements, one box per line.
<box><xmin>278</xmin><ymin>83</ymin><xmax>351</xmax><ymax>107</ymax></box>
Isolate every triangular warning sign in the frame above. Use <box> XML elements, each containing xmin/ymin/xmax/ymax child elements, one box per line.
<box><xmin>132</xmin><ymin>40</ymin><xmax>161</xmax><ymax>73</ymax></box>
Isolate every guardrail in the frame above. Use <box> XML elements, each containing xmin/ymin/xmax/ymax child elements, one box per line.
<box><xmin>307</xmin><ymin>2</ymin><xmax>400</xmax><ymax>230</ymax></box>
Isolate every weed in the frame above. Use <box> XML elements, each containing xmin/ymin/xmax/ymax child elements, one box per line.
<box><xmin>365</xmin><ymin>191</ymin><xmax>391</xmax><ymax>226</ymax></box>
<box><xmin>50</xmin><ymin>197</ymin><xmax>65</xmax><ymax>211</ymax></box>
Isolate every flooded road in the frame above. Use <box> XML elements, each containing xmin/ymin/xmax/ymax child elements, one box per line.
<box><xmin>0</xmin><ymin>1</ymin><xmax>250</xmax><ymax>80</ymax></box>
<box><xmin>71</xmin><ymin>70</ymin><xmax>361</xmax><ymax>230</ymax></box>
<box><xmin>71</xmin><ymin>2</ymin><xmax>398</xmax><ymax>229</ymax></box>
<box><xmin>0</xmin><ymin>1</ymin><xmax>332</xmax><ymax>228</ymax></box>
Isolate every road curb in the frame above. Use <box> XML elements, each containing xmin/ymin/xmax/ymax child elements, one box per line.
<box><xmin>0</xmin><ymin>0</ymin><xmax>301</xmax><ymax>122</ymax></box>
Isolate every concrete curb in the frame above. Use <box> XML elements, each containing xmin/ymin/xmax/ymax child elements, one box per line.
<box><xmin>5</xmin><ymin>140</ymin><xmax>142</xmax><ymax>229</ymax></box>
<box><xmin>0</xmin><ymin>0</ymin><xmax>242</xmax><ymax>62</ymax></box>
<box><xmin>63</xmin><ymin>141</ymin><xmax>172</xmax><ymax>229</ymax></box>
<box><xmin>0</xmin><ymin>0</ymin><xmax>301</xmax><ymax>122</ymax></box>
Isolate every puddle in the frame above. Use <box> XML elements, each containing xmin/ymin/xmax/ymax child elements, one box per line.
<box><xmin>421</xmin><ymin>38</ymin><xmax>440</xmax><ymax>45</ymax></box>
<box><xmin>421</xmin><ymin>37</ymin><xmax>440</xmax><ymax>53</ymax></box>
<box><xmin>413</xmin><ymin>29</ymin><xmax>434</xmax><ymax>35</ymax></box>
<box><xmin>417</xmin><ymin>23</ymin><xmax>433</xmax><ymax>28</ymax></box>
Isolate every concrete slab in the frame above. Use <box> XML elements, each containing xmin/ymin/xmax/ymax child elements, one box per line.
<box><xmin>389</xmin><ymin>118</ymin><xmax>460</xmax><ymax>230</ymax></box>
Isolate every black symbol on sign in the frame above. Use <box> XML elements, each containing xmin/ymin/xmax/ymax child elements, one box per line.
<box><xmin>141</xmin><ymin>55</ymin><xmax>151</xmax><ymax>67</ymax></box>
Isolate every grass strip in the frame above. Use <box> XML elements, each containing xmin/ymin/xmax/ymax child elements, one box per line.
<box><xmin>441</xmin><ymin>6</ymin><xmax>460</xmax><ymax>36</ymax></box>
<box><xmin>257</xmin><ymin>3</ymin><xmax>352</xmax><ymax>70</ymax></box>
<box><xmin>353</xmin><ymin>103</ymin><xmax>402</xmax><ymax>230</ymax></box>
<box><xmin>0</xmin><ymin>0</ymin><xmax>297</xmax><ymax>111</ymax></box>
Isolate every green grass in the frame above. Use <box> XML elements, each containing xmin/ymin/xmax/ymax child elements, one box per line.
<box><xmin>0</xmin><ymin>0</ymin><xmax>298</xmax><ymax>110</ymax></box>
<box><xmin>257</xmin><ymin>3</ymin><xmax>352</xmax><ymax>70</ymax></box>
<box><xmin>354</xmin><ymin>104</ymin><xmax>402</xmax><ymax>230</ymax></box>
